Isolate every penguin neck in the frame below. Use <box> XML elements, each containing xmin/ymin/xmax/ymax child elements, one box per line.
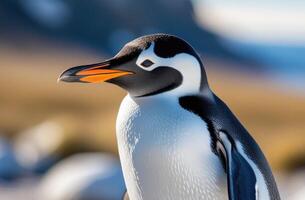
<box><xmin>134</xmin><ymin>68</ymin><xmax>211</xmax><ymax>99</ymax></box>
<box><xmin>130</xmin><ymin>86</ymin><xmax>213</xmax><ymax>104</ymax></box>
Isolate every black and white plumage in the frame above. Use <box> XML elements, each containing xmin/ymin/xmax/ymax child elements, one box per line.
<box><xmin>59</xmin><ymin>34</ymin><xmax>281</xmax><ymax>200</ymax></box>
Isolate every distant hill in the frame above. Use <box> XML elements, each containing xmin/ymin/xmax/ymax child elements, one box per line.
<box><xmin>0</xmin><ymin>0</ymin><xmax>236</xmax><ymax>58</ymax></box>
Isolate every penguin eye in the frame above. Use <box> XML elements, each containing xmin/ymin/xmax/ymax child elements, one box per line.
<box><xmin>140</xmin><ymin>59</ymin><xmax>154</xmax><ymax>68</ymax></box>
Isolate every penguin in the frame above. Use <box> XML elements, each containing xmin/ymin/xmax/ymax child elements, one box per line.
<box><xmin>39</xmin><ymin>153</ymin><xmax>126</xmax><ymax>200</ymax></box>
<box><xmin>59</xmin><ymin>33</ymin><xmax>281</xmax><ymax>200</ymax></box>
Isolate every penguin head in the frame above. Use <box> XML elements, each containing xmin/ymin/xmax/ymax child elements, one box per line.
<box><xmin>59</xmin><ymin>34</ymin><xmax>209</xmax><ymax>97</ymax></box>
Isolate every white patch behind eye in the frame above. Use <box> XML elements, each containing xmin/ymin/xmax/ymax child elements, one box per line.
<box><xmin>135</xmin><ymin>42</ymin><xmax>202</xmax><ymax>97</ymax></box>
<box><xmin>136</xmin><ymin>43</ymin><xmax>157</xmax><ymax>71</ymax></box>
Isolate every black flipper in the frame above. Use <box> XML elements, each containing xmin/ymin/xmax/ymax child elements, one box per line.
<box><xmin>218</xmin><ymin>131</ymin><xmax>257</xmax><ymax>200</ymax></box>
<box><xmin>179</xmin><ymin>95</ymin><xmax>281</xmax><ymax>199</ymax></box>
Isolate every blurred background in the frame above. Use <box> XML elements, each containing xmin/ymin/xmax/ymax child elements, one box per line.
<box><xmin>0</xmin><ymin>0</ymin><xmax>304</xmax><ymax>199</ymax></box>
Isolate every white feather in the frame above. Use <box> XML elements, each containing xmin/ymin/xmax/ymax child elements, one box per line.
<box><xmin>116</xmin><ymin>95</ymin><xmax>228</xmax><ymax>200</ymax></box>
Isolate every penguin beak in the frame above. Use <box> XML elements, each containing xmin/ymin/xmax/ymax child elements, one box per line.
<box><xmin>58</xmin><ymin>59</ymin><xmax>134</xmax><ymax>83</ymax></box>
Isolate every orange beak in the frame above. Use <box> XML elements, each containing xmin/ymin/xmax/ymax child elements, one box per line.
<box><xmin>58</xmin><ymin>61</ymin><xmax>134</xmax><ymax>83</ymax></box>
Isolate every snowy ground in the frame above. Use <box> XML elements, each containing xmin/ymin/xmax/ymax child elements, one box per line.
<box><xmin>0</xmin><ymin>173</ymin><xmax>304</xmax><ymax>200</ymax></box>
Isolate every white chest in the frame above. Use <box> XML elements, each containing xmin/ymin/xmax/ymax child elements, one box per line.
<box><xmin>116</xmin><ymin>95</ymin><xmax>227</xmax><ymax>200</ymax></box>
